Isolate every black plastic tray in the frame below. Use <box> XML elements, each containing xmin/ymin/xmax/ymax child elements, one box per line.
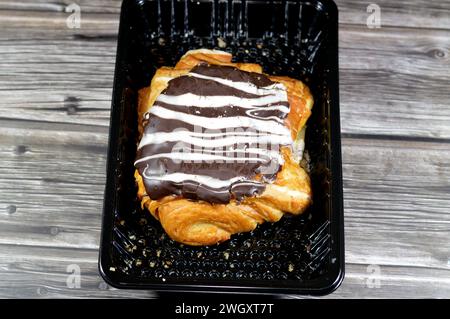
<box><xmin>99</xmin><ymin>0</ymin><xmax>343</xmax><ymax>295</ymax></box>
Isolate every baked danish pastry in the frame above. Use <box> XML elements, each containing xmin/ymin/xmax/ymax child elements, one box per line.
<box><xmin>135</xmin><ymin>49</ymin><xmax>313</xmax><ymax>246</ymax></box>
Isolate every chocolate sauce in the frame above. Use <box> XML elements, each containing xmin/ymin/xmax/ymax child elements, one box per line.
<box><xmin>135</xmin><ymin>64</ymin><xmax>292</xmax><ymax>203</ymax></box>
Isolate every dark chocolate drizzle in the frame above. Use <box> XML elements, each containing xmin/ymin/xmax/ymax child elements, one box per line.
<box><xmin>135</xmin><ymin>64</ymin><xmax>292</xmax><ymax>203</ymax></box>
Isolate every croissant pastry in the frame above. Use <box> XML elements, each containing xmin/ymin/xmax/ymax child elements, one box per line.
<box><xmin>135</xmin><ymin>49</ymin><xmax>313</xmax><ymax>246</ymax></box>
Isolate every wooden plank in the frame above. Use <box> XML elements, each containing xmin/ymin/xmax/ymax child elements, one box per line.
<box><xmin>0</xmin><ymin>20</ymin><xmax>449</xmax><ymax>138</ymax></box>
<box><xmin>1</xmin><ymin>125</ymin><xmax>449</xmax><ymax>291</ymax></box>
<box><xmin>0</xmin><ymin>0</ymin><xmax>122</xmax><ymax>14</ymax></box>
<box><xmin>0</xmin><ymin>27</ymin><xmax>115</xmax><ymax>126</ymax></box>
<box><xmin>0</xmin><ymin>244</ymin><xmax>449</xmax><ymax>298</ymax></box>
<box><xmin>0</xmin><ymin>244</ymin><xmax>155</xmax><ymax>298</ymax></box>
<box><xmin>335</xmin><ymin>0</ymin><xmax>450</xmax><ymax>30</ymax></box>
<box><xmin>0</xmin><ymin>0</ymin><xmax>448</xmax><ymax>30</ymax></box>
<box><xmin>0</xmin><ymin>1</ymin><xmax>120</xmax><ymax>21</ymax></box>
<box><xmin>342</xmin><ymin>137</ymin><xmax>450</xmax><ymax>275</ymax></box>
<box><xmin>340</xmin><ymin>26</ymin><xmax>450</xmax><ymax>82</ymax></box>
<box><xmin>0</xmin><ymin>10</ymin><xmax>118</xmax><ymax>33</ymax></box>
<box><xmin>0</xmin><ymin>127</ymin><xmax>107</xmax><ymax>249</ymax></box>
<box><xmin>294</xmin><ymin>263</ymin><xmax>450</xmax><ymax>299</ymax></box>
<box><xmin>340</xmin><ymin>25</ymin><xmax>450</xmax><ymax>139</ymax></box>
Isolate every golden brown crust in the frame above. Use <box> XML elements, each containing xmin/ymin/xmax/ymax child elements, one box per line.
<box><xmin>135</xmin><ymin>49</ymin><xmax>313</xmax><ymax>246</ymax></box>
<box><xmin>175</xmin><ymin>49</ymin><xmax>263</xmax><ymax>73</ymax></box>
<box><xmin>269</xmin><ymin>76</ymin><xmax>314</xmax><ymax>140</ymax></box>
<box><xmin>135</xmin><ymin>148</ymin><xmax>311</xmax><ymax>246</ymax></box>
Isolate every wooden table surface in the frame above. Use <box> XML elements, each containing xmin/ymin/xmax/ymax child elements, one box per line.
<box><xmin>0</xmin><ymin>0</ymin><xmax>449</xmax><ymax>299</ymax></box>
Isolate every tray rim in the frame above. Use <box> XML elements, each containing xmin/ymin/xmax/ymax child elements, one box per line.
<box><xmin>98</xmin><ymin>0</ymin><xmax>344</xmax><ymax>296</ymax></box>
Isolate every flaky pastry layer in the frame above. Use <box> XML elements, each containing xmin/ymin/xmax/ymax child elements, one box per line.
<box><xmin>135</xmin><ymin>49</ymin><xmax>313</xmax><ymax>246</ymax></box>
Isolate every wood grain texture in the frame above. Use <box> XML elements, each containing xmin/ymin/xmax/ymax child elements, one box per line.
<box><xmin>292</xmin><ymin>264</ymin><xmax>450</xmax><ymax>299</ymax></box>
<box><xmin>335</xmin><ymin>0</ymin><xmax>450</xmax><ymax>30</ymax></box>
<box><xmin>0</xmin><ymin>0</ymin><xmax>122</xmax><ymax>14</ymax></box>
<box><xmin>340</xmin><ymin>25</ymin><xmax>450</xmax><ymax>139</ymax></box>
<box><xmin>0</xmin><ymin>11</ymin><xmax>448</xmax><ymax>138</ymax></box>
<box><xmin>342</xmin><ymin>138</ymin><xmax>450</xmax><ymax>273</ymax></box>
<box><xmin>0</xmin><ymin>0</ymin><xmax>449</xmax><ymax>299</ymax></box>
<box><xmin>0</xmin><ymin>244</ymin><xmax>155</xmax><ymax>298</ymax></box>
<box><xmin>0</xmin><ymin>127</ymin><xmax>107</xmax><ymax>249</ymax></box>
<box><xmin>0</xmin><ymin>0</ymin><xmax>449</xmax><ymax>29</ymax></box>
<box><xmin>1</xmin><ymin>125</ymin><xmax>449</xmax><ymax>297</ymax></box>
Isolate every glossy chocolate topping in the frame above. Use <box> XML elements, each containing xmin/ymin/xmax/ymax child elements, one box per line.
<box><xmin>135</xmin><ymin>64</ymin><xmax>292</xmax><ymax>203</ymax></box>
